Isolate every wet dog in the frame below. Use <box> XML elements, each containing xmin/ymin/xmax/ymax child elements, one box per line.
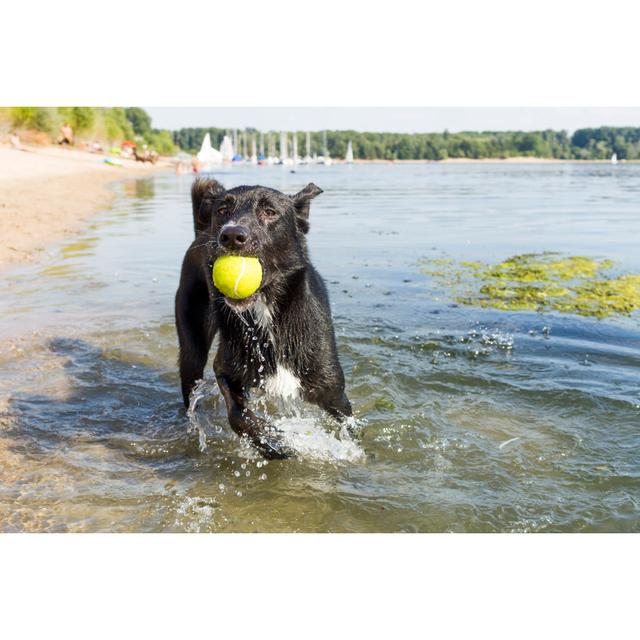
<box><xmin>175</xmin><ymin>178</ymin><xmax>352</xmax><ymax>458</ymax></box>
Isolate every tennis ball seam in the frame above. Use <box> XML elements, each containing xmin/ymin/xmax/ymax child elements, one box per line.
<box><xmin>233</xmin><ymin>257</ymin><xmax>247</xmax><ymax>298</ymax></box>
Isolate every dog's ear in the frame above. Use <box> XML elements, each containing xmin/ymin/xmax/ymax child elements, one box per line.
<box><xmin>291</xmin><ymin>183</ymin><xmax>323</xmax><ymax>234</ymax></box>
<box><xmin>191</xmin><ymin>177</ymin><xmax>225</xmax><ymax>234</ymax></box>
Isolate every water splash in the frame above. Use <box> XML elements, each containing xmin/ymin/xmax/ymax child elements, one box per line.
<box><xmin>187</xmin><ymin>377</ymin><xmax>364</xmax><ymax>462</ymax></box>
<box><xmin>248</xmin><ymin>392</ymin><xmax>365</xmax><ymax>462</ymax></box>
<box><xmin>186</xmin><ymin>378</ymin><xmax>222</xmax><ymax>451</ymax></box>
<box><xmin>271</xmin><ymin>413</ymin><xmax>365</xmax><ymax>462</ymax></box>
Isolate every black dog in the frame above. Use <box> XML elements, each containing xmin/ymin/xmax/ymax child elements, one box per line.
<box><xmin>175</xmin><ymin>178</ymin><xmax>352</xmax><ymax>458</ymax></box>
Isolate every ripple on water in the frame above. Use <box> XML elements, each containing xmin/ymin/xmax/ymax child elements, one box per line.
<box><xmin>1</xmin><ymin>166</ymin><xmax>640</xmax><ymax>532</ymax></box>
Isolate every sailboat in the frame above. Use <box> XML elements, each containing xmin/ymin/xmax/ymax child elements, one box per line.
<box><xmin>196</xmin><ymin>133</ymin><xmax>222</xmax><ymax>169</ymax></box>
<box><xmin>318</xmin><ymin>130</ymin><xmax>332</xmax><ymax>165</ymax></box>
<box><xmin>611</xmin><ymin>153</ymin><xmax>618</xmax><ymax>164</ymax></box>
<box><xmin>292</xmin><ymin>132</ymin><xmax>299</xmax><ymax>165</ymax></box>
<box><xmin>232</xmin><ymin>129</ymin><xmax>242</xmax><ymax>162</ymax></box>
<box><xmin>267</xmin><ymin>133</ymin><xmax>277</xmax><ymax>164</ymax></box>
<box><xmin>345</xmin><ymin>140</ymin><xmax>354</xmax><ymax>164</ymax></box>
<box><xmin>278</xmin><ymin>131</ymin><xmax>293</xmax><ymax>165</ymax></box>
<box><xmin>220</xmin><ymin>135</ymin><xmax>234</xmax><ymax>162</ymax></box>
<box><xmin>302</xmin><ymin>131</ymin><xmax>312</xmax><ymax>164</ymax></box>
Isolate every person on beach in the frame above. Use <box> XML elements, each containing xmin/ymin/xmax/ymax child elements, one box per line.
<box><xmin>191</xmin><ymin>155</ymin><xmax>201</xmax><ymax>173</ymax></box>
<box><xmin>9</xmin><ymin>132</ymin><xmax>28</xmax><ymax>151</ymax></box>
<box><xmin>57</xmin><ymin>122</ymin><xmax>74</xmax><ymax>145</ymax></box>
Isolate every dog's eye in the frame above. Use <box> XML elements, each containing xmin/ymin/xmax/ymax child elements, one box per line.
<box><xmin>262</xmin><ymin>208</ymin><xmax>277</xmax><ymax>219</ymax></box>
<box><xmin>217</xmin><ymin>206</ymin><xmax>228</xmax><ymax>216</ymax></box>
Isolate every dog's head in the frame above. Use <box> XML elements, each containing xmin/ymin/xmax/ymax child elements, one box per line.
<box><xmin>191</xmin><ymin>178</ymin><xmax>323</xmax><ymax>309</ymax></box>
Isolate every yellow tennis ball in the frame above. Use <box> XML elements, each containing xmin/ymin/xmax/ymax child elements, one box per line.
<box><xmin>212</xmin><ymin>256</ymin><xmax>263</xmax><ymax>299</ymax></box>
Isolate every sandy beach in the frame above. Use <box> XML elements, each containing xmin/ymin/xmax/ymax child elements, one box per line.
<box><xmin>0</xmin><ymin>145</ymin><xmax>171</xmax><ymax>271</ymax></box>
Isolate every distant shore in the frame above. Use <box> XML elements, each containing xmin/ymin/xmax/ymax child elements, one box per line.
<box><xmin>0</xmin><ymin>145</ymin><xmax>171</xmax><ymax>271</ymax></box>
<box><xmin>348</xmin><ymin>157</ymin><xmax>637</xmax><ymax>164</ymax></box>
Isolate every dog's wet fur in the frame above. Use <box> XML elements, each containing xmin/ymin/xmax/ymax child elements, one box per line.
<box><xmin>175</xmin><ymin>178</ymin><xmax>352</xmax><ymax>458</ymax></box>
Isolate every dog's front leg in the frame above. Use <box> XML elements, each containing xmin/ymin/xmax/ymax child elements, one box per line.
<box><xmin>175</xmin><ymin>268</ymin><xmax>216</xmax><ymax>408</ymax></box>
<box><xmin>317</xmin><ymin>389</ymin><xmax>355</xmax><ymax>433</ymax></box>
<box><xmin>214</xmin><ymin>354</ymin><xmax>293</xmax><ymax>460</ymax></box>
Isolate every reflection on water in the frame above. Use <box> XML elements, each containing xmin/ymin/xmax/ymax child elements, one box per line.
<box><xmin>0</xmin><ymin>164</ymin><xmax>639</xmax><ymax>532</ymax></box>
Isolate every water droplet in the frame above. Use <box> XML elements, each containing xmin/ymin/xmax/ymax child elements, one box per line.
<box><xmin>233</xmin><ymin>471</ymin><xmax>240</xmax><ymax>477</ymax></box>
<box><xmin>260</xmin><ymin>473</ymin><xmax>267</xmax><ymax>481</ymax></box>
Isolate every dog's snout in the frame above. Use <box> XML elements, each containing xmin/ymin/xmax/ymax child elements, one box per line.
<box><xmin>219</xmin><ymin>225</ymin><xmax>249</xmax><ymax>250</ymax></box>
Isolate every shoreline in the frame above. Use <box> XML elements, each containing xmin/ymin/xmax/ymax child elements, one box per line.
<box><xmin>348</xmin><ymin>157</ymin><xmax>636</xmax><ymax>164</ymax></box>
<box><xmin>0</xmin><ymin>145</ymin><xmax>171</xmax><ymax>272</ymax></box>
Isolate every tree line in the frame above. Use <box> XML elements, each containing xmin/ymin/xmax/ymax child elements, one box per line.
<box><xmin>172</xmin><ymin>126</ymin><xmax>640</xmax><ymax>160</ymax></box>
<box><xmin>4</xmin><ymin>107</ymin><xmax>640</xmax><ymax>160</ymax></box>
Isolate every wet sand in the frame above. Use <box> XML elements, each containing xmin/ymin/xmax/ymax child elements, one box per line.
<box><xmin>0</xmin><ymin>145</ymin><xmax>171</xmax><ymax>271</ymax></box>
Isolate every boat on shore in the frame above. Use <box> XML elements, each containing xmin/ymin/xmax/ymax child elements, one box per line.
<box><xmin>317</xmin><ymin>131</ymin><xmax>333</xmax><ymax>165</ymax></box>
<box><xmin>196</xmin><ymin>133</ymin><xmax>222</xmax><ymax>169</ymax></box>
<box><xmin>345</xmin><ymin>140</ymin><xmax>354</xmax><ymax>164</ymax></box>
<box><xmin>220</xmin><ymin>135</ymin><xmax>234</xmax><ymax>163</ymax></box>
<box><xmin>301</xmin><ymin>131</ymin><xmax>313</xmax><ymax>164</ymax></box>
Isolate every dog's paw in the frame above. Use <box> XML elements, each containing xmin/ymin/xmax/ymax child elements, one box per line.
<box><xmin>235</xmin><ymin>411</ymin><xmax>295</xmax><ymax>460</ymax></box>
<box><xmin>255</xmin><ymin>430</ymin><xmax>295</xmax><ymax>460</ymax></box>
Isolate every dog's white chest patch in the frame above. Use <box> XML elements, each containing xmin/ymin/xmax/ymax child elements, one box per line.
<box><xmin>263</xmin><ymin>366</ymin><xmax>301</xmax><ymax>400</ymax></box>
<box><xmin>250</xmin><ymin>298</ymin><xmax>300</xmax><ymax>400</ymax></box>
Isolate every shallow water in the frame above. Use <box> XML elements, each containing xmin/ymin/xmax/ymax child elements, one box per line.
<box><xmin>1</xmin><ymin>163</ymin><xmax>639</xmax><ymax>532</ymax></box>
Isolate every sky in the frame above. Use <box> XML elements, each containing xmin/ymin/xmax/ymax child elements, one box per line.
<box><xmin>144</xmin><ymin>107</ymin><xmax>640</xmax><ymax>134</ymax></box>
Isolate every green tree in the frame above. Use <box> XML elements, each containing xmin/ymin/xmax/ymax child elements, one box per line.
<box><xmin>102</xmin><ymin>108</ymin><xmax>134</xmax><ymax>142</ymax></box>
<box><xmin>125</xmin><ymin>107</ymin><xmax>152</xmax><ymax>136</ymax></box>
<box><xmin>58</xmin><ymin>107</ymin><xmax>96</xmax><ymax>133</ymax></box>
<box><xmin>147</xmin><ymin>130</ymin><xmax>177</xmax><ymax>155</ymax></box>
<box><xmin>9</xmin><ymin>107</ymin><xmax>53</xmax><ymax>132</ymax></box>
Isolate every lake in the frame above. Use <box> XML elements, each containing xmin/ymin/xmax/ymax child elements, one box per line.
<box><xmin>1</xmin><ymin>162</ymin><xmax>639</xmax><ymax>532</ymax></box>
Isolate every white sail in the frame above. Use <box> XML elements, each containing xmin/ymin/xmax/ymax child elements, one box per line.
<box><xmin>318</xmin><ymin>130</ymin><xmax>332</xmax><ymax>165</ymax></box>
<box><xmin>611</xmin><ymin>153</ymin><xmax>618</xmax><ymax>164</ymax></box>
<box><xmin>292</xmin><ymin>133</ymin><xmax>299</xmax><ymax>164</ymax></box>
<box><xmin>250</xmin><ymin>136</ymin><xmax>257</xmax><ymax>164</ymax></box>
<box><xmin>267</xmin><ymin>133</ymin><xmax>277</xmax><ymax>164</ymax></box>
<box><xmin>196</xmin><ymin>133</ymin><xmax>222</xmax><ymax>166</ymax></box>
<box><xmin>345</xmin><ymin>140</ymin><xmax>354</xmax><ymax>163</ymax></box>
<box><xmin>280</xmin><ymin>131</ymin><xmax>288</xmax><ymax>162</ymax></box>
<box><xmin>279</xmin><ymin>131</ymin><xmax>294</xmax><ymax>165</ymax></box>
<box><xmin>302</xmin><ymin>131</ymin><xmax>312</xmax><ymax>163</ymax></box>
<box><xmin>220</xmin><ymin>135</ymin><xmax>234</xmax><ymax>162</ymax></box>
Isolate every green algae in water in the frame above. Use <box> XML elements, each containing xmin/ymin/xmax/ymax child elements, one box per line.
<box><xmin>419</xmin><ymin>253</ymin><xmax>640</xmax><ymax>319</ymax></box>
<box><xmin>374</xmin><ymin>397</ymin><xmax>396</xmax><ymax>411</ymax></box>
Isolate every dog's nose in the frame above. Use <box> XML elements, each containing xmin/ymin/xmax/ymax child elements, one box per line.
<box><xmin>219</xmin><ymin>225</ymin><xmax>249</xmax><ymax>250</ymax></box>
